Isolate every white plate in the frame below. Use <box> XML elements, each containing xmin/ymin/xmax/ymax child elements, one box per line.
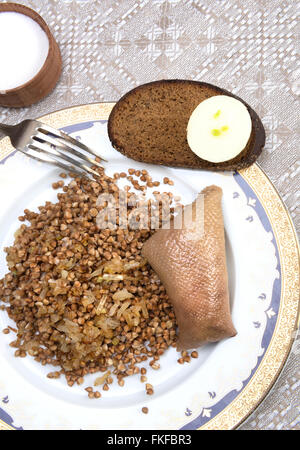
<box><xmin>0</xmin><ymin>103</ymin><xmax>298</xmax><ymax>430</ymax></box>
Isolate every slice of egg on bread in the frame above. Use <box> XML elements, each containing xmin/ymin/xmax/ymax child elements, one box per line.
<box><xmin>187</xmin><ymin>95</ymin><xmax>252</xmax><ymax>163</ymax></box>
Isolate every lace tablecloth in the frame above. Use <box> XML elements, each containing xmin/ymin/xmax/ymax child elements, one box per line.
<box><xmin>0</xmin><ymin>0</ymin><xmax>299</xmax><ymax>430</ymax></box>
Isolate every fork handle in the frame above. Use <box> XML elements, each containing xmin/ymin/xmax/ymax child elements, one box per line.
<box><xmin>0</xmin><ymin>123</ymin><xmax>14</xmax><ymax>138</ymax></box>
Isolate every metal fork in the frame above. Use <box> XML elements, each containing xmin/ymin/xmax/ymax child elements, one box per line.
<box><xmin>0</xmin><ymin>119</ymin><xmax>105</xmax><ymax>177</ymax></box>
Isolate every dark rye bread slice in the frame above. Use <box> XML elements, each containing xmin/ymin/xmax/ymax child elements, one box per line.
<box><xmin>108</xmin><ymin>80</ymin><xmax>265</xmax><ymax>171</ymax></box>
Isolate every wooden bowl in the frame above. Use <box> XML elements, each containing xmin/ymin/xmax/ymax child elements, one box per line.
<box><xmin>0</xmin><ymin>3</ymin><xmax>62</xmax><ymax>108</ymax></box>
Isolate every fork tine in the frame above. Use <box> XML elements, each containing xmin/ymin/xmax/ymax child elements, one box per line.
<box><xmin>36</xmin><ymin>122</ymin><xmax>107</xmax><ymax>161</ymax></box>
<box><xmin>18</xmin><ymin>148</ymin><xmax>84</xmax><ymax>177</ymax></box>
<box><xmin>27</xmin><ymin>141</ymin><xmax>100</xmax><ymax>177</ymax></box>
<box><xmin>33</xmin><ymin>131</ymin><xmax>103</xmax><ymax>169</ymax></box>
